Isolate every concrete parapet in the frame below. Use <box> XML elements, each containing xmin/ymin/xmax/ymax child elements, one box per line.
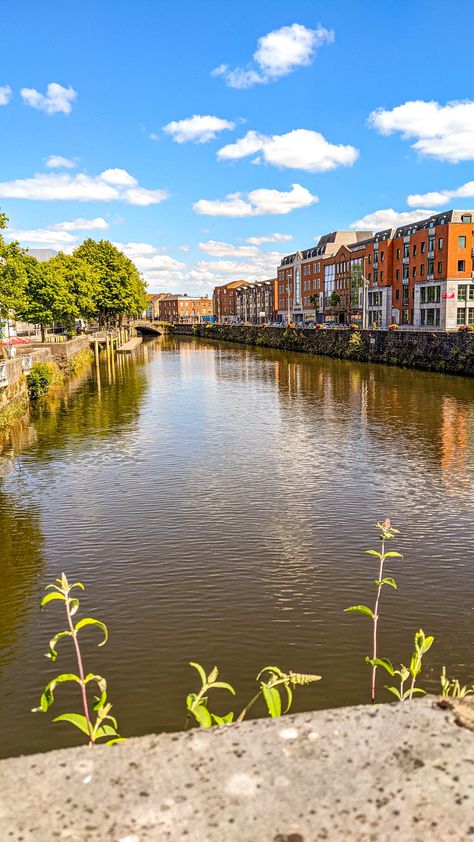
<box><xmin>175</xmin><ymin>325</ymin><xmax>474</xmax><ymax>376</ymax></box>
<box><xmin>0</xmin><ymin>697</ymin><xmax>473</xmax><ymax>841</ymax></box>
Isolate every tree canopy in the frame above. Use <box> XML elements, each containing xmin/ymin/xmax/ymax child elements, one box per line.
<box><xmin>73</xmin><ymin>239</ymin><xmax>148</xmax><ymax>325</ymax></box>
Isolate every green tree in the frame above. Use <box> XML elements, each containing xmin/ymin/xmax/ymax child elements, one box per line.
<box><xmin>46</xmin><ymin>253</ymin><xmax>99</xmax><ymax>333</ymax></box>
<box><xmin>308</xmin><ymin>292</ymin><xmax>320</xmax><ymax>323</ymax></box>
<box><xmin>17</xmin><ymin>256</ymin><xmax>75</xmax><ymax>342</ymax></box>
<box><xmin>73</xmin><ymin>239</ymin><xmax>147</xmax><ymax>326</ymax></box>
<box><xmin>0</xmin><ymin>212</ymin><xmax>28</xmax><ymax>329</ymax></box>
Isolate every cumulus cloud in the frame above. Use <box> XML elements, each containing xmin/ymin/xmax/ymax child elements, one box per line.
<box><xmin>212</xmin><ymin>23</ymin><xmax>334</xmax><ymax>88</ymax></box>
<box><xmin>368</xmin><ymin>99</ymin><xmax>474</xmax><ymax>163</ymax></box>
<box><xmin>20</xmin><ymin>82</ymin><xmax>78</xmax><ymax>115</ymax></box>
<box><xmin>218</xmin><ymin>128</ymin><xmax>358</xmax><ymax>172</ymax></box>
<box><xmin>246</xmin><ymin>232</ymin><xmax>293</xmax><ymax>245</ymax></box>
<box><xmin>44</xmin><ymin>155</ymin><xmax>78</xmax><ymax>169</ymax></box>
<box><xmin>407</xmin><ymin>180</ymin><xmax>474</xmax><ymax>208</ymax></box>
<box><xmin>163</xmin><ymin>114</ymin><xmax>235</xmax><ymax>143</ymax></box>
<box><xmin>5</xmin><ymin>228</ymin><xmax>78</xmax><ymax>248</ymax></box>
<box><xmin>198</xmin><ymin>240</ymin><xmax>260</xmax><ymax>258</ymax></box>
<box><xmin>350</xmin><ymin>208</ymin><xmax>437</xmax><ymax>231</ymax></box>
<box><xmin>0</xmin><ymin>85</ymin><xmax>12</xmax><ymax>106</ymax></box>
<box><xmin>0</xmin><ymin>168</ymin><xmax>168</xmax><ymax>205</ymax></box>
<box><xmin>50</xmin><ymin>217</ymin><xmax>110</xmax><ymax>231</ymax></box>
<box><xmin>193</xmin><ymin>183</ymin><xmax>318</xmax><ymax>217</ymax></box>
<box><xmin>113</xmin><ymin>242</ymin><xmax>186</xmax><ymax>274</ymax></box>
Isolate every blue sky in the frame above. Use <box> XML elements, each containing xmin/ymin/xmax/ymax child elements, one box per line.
<box><xmin>1</xmin><ymin>0</ymin><xmax>474</xmax><ymax>294</ymax></box>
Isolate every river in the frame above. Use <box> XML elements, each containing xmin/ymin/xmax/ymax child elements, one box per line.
<box><xmin>1</xmin><ymin>335</ymin><xmax>473</xmax><ymax>758</ymax></box>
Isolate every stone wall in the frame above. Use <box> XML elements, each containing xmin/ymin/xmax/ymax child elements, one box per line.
<box><xmin>0</xmin><ymin>357</ymin><xmax>28</xmax><ymax>428</ymax></box>
<box><xmin>30</xmin><ymin>335</ymin><xmax>91</xmax><ymax>366</ymax></box>
<box><xmin>175</xmin><ymin>325</ymin><xmax>474</xmax><ymax>376</ymax></box>
<box><xmin>0</xmin><ymin>697</ymin><xmax>473</xmax><ymax>841</ymax></box>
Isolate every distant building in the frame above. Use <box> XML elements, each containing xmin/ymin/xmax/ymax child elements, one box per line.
<box><xmin>213</xmin><ymin>281</ymin><xmax>250</xmax><ymax>323</ymax></box>
<box><xmin>158</xmin><ymin>294</ymin><xmax>213</xmax><ymax>323</ymax></box>
<box><xmin>235</xmin><ymin>279</ymin><xmax>277</xmax><ymax>323</ymax></box>
<box><xmin>26</xmin><ymin>248</ymin><xmax>57</xmax><ymax>262</ymax></box>
<box><xmin>143</xmin><ymin>292</ymin><xmax>172</xmax><ymax>320</ymax></box>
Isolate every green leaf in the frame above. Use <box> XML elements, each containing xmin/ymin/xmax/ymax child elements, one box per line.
<box><xmin>371</xmin><ymin>658</ymin><xmax>395</xmax><ymax>676</ymax></box>
<box><xmin>40</xmin><ymin>592</ymin><xmax>65</xmax><ymax>607</ymax></box>
<box><xmin>384</xmin><ymin>685</ymin><xmax>402</xmax><ymax>700</ymax></box>
<box><xmin>192</xmin><ymin>704</ymin><xmax>212</xmax><ymax>728</ymax></box>
<box><xmin>69</xmin><ymin>582</ymin><xmax>85</xmax><ymax>591</ymax></box>
<box><xmin>257</xmin><ymin>665</ymin><xmax>284</xmax><ymax>681</ymax></box>
<box><xmin>365</xmin><ymin>550</ymin><xmax>382</xmax><ymax>558</ymax></box>
<box><xmin>95</xmin><ymin>724</ymin><xmax>118</xmax><ymax>738</ymax></box>
<box><xmin>45</xmin><ymin>630</ymin><xmax>72</xmax><ymax>661</ymax></box>
<box><xmin>261</xmin><ymin>683</ymin><xmax>282</xmax><ymax>718</ymax></box>
<box><xmin>283</xmin><ymin>683</ymin><xmax>293</xmax><ymax>714</ymax></box>
<box><xmin>207</xmin><ymin>666</ymin><xmax>218</xmax><ymax>684</ymax></box>
<box><xmin>104</xmin><ymin>737</ymin><xmax>126</xmax><ymax>745</ymax></box>
<box><xmin>403</xmin><ymin>687</ymin><xmax>426</xmax><ymax>701</ymax></box>
<box><xmin>210</xmin><ymin>681</ymin><xmax>236</xmax><ymax>694</ymax></box>
<box><xmin>344</xmin><ymin>605</ymin><xmax>375</xmax><ymax>619</ymax></box>
<box><xmin>422</xmin><ymin>635</ymin><xmax>434</xmax><ymax>654</ymax></box>
<box><xmin>74</xmin><ymin>618</ymin><xmax>108</xmax><ymax>646</ymax></box>
<box><xmin>53</xmin><ymin>713</ymin><xmax>90</xmax><ymax>736</ymax></box>
<box><xmin>189</xmin><ymin>662</ymin><xmax>207</xmax><ymax>687</ymax></box>
<box><xmin>38</xmin><ymin>673</ymin><xmax>81</xmax><ymax>712</ymax></box>
<box><xmin>222</xmin><ymin>711</ymin><xmax>234</xmax><ymax>724</ymax></box>
<box><xmin>69</xmin><ymin>598</ymin><xmax>80</xmax><ymax>616</ymax></box>
<box><xmin>374</xmin><ymin>577</ymin><xmax>397</xmax><ymax>589</ymax></box>
<box><xmin>383</xmin><ymin>551</ymin><xmax>403</xmax><ymax>558</ymax></box>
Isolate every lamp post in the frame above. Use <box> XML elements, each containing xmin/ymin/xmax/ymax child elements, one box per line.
<box><xmin>286</xmin><ymin>282</ymin><xmax>291</xmax><ymax>325</ymax></box>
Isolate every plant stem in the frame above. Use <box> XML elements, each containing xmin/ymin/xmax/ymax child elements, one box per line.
<box><xmin>371</xmin><ymin>536</ymin><xmax>385</xmax><ymax>704</ymax></box>
<box><xmin>65</xmin><ymin>592</ymin><xmax>94</xmax><ymax>745</ymax></box>
<box><xmin>408</xmin><ymin>653</ymin><xmax>422</xmax><ymax>701</ymax></box>
<box><xmin>236</xmin><ymin>688</ymin><xmax>263</xmax><ymax>723</ymax></box>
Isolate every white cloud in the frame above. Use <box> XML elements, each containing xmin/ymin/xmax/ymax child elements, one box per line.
<box><xmin>5</xmin><ymin>228</ymin><xmax>78</xmax><ymax>248</ymax></box>
<box><xmin>350</xmin><ymin>208</ymin><xmax>437</xmax><ymax>231</ymax></box>
<box><xmin>246</xmin><ymin>232</ymin><xmax>293</xmax><ymax>244</ymax></box>
<box><xmin>407</xmin><ymin>180</ymin><xmax>474</xmax><ymax>208</ymax></box>
<box><xmin>179</xmin><ymin>244</ymin><xmax>190</xmax><ymax>252</ymax></box>
<box><xmin>212</xmin><ymin>23</ymin><xmax>334</xmax><ymax>88</ymax></box>
<box><xmin>0</xmin><ymin>168</ymin><xmax>168</xmax><ymax>205</ymax></box>
<box><xmin>20</xmin><ymin>82</ymin><xmax>78</xmax><ymax>115</ymax></box>
<box><xmin>44</xmin><ymin>155</ymin><xmax>78</xmax><ymax>169</ymax></box>
<box><xmin>198</xmin><ymin>240</ymin><xmax>260</xmax><ymax>258</ymax></box>
<box><xmin>163</xmin><ymin>114</ymin><xmax>235</xmax><ymax>143</ymax></box>
<box><xmin>50</xmin><ymin>217</ymin><xmax>110</xmax><ymax>231</ymax></box>
<box><xmin>0</xmin><ymin>85</ymin><xmax>12</xmax><ymax>106</ymax></box>
<box><xmin>193</xmin><ymin>183</ymin><xmax>318</xmax><ymax>217</ymax></box>
<box><xmin>368</xmin><ymin>99</ymin><xmax>474</xmax><ymax>163</ymax></box>
<box><xmin>113</xmin><ymin>242</ymin><xmax>186</xmax><ymax>275</ymax></box>
<box><xmin>218</xmin><ymin>128</ymin><xmax>358</xmax><ymax>172</ymax></box>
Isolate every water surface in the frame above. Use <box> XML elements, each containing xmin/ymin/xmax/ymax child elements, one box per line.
<box><xmin>1</xmin><ymin>336</ymin><xmax>473</xmax><ymax>758</ymax></box>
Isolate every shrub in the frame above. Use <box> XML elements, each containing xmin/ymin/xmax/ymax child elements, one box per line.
<box><xmin>27</xmin><ymin>362</ymin><xmax>59</xmax><ymax>400</ymax></box>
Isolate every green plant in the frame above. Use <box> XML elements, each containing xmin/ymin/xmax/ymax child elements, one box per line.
<box><xmin>440</xmin><ymin>666</ymin><xmax>474</xmax><ymax>698</ymax></box>
<box><xmin>345</xmin><ymin>518</ymin><xmax>402</xmax><ymax>703</ymax></box>
<box><xmin>346</xmin><ymin>330</ymin><xmax>364</xmax><ymax>358</ymax></box>
<box><xmin>186</xmin><ymin>662</ymin><xmax>321</xmax><ymax>728</ymax></box>
<box><xmin>27</xmin><ymin>361</ymin><xmax>59</xmax><ymax>399</ymax></box>
<box><xmin>371</xmin><ymin>629</ymin><xmax>434</xmax><ymax>701</ymax></box>
<box><xmin>33</xmin><ymin>573</ymin><xmax>123</xmax><ymax>746</ymax></box>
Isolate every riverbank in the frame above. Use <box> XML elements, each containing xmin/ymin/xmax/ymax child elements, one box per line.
<box><xmin>175</xmin><ymin>324</ymin><xmax>474</xmax><ymax>376</ymax></box>
<box><xmin>1</xmin><ymin>696</ymin><xmax>473</xmax><ymax>841</ymax></box>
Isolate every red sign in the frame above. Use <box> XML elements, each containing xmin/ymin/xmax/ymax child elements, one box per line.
<box><xmin>442</xmin><ymin>292</ymin><xmax>455</xmax><ymax>299</ymax></box>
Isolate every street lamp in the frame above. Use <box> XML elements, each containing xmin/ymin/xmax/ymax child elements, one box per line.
<box><xmin>286</xmin><ymin>282</ymin><xmax>291</xmax><ymax>325</ymax></box>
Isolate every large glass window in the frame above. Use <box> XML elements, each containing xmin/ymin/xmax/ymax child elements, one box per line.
<box><xmin>459</xmin><ymin>236</ymin><xmax>467</xmax><ymax>248</ymax></box>
<box><xmin>458</xmin><ymin>285</ymin><xmax>467</xmax><ymax>300</ymax></box>
<box><xmin>457</xmin><ymin>308</ymin><xmax>466</xmax><ymax>325</ymax></box>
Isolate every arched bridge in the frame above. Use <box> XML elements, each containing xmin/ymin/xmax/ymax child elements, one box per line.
<box><xmin>133</xmin><ymin>320</ymin><xmax>173</xmax><ymax>336</ymax></box>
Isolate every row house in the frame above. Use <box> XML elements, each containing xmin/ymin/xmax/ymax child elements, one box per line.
<box><xmin>213</xmin><ymin>280</ymin><xmax>249</xmax><ymax>323</ymax></box>
<box><xmin>235</xmin><ymin>279</ymin><xmax>277</xmax><ymax>323</ymax></box>
<box><xmin>277</xmin><ymin>231</ymin><xmax>371</xmax><ymax>324</ymax></box>
<box><xmin>277</xmin><ymin>210</ymin><xmax>474</xmax><ymax>329</ymax></box>
<box><xmin>158</xmin><ymin>294</ymin><xmax>213</xmax><ymax>323</ymax></box>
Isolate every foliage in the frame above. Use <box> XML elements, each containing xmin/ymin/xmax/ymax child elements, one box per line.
<box><xmin>74</xmin><ymin>239</ymin><xmax>147</xmax><ymax>325</ymax></box>
<box><xmin>328</xmin><ymin>292</ymin><xmax>341</xmax><ymax>308</ymax></box>
<box><xmin>372</xmin><ymin>629</ymin><xmax>434</xmax><ymax>701</ymax></box>
<box><xmin>27</xmin><ymin>362</ymin><xmax>60</xmax><ymax>399</ymax></box>
<box><xmin>345</xmin><ymin>518</ymin><xmax>402</xmax><ymax>703</ymax></box>
<box><xmin>440</xmin><ymin>666</ymin><xmax>474</xmax><ymax>698</ymax></box>
<box><xmin>186</xmin><ymin>662</ymin><xmax>321</xmax><ymax>728</ymax></box>
<box><xmin>33</xmin><ymin>573</ymin><xmax>123</xmax><ymax>746</ymax></box>
<box><xmin>0</xmin><ymin>212</ymin><xmax>27</xmax><ymax>321</ymax></box>
<box><xmin>16</xmin><ymin>256</ymin><xmax>74</xmax><ymax>342</ymax></box>
<box><xmin>68</xmin><ymin>348</ymin><xmax>94</xmax><ymax>376</ymax></box>
<box><xmin>346</xmin><ymin>330</ymin><xmax>364</xmax><ymax>359</ymax></box>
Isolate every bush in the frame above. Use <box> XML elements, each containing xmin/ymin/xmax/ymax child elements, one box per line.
<box><xmin>27</xmin><ymin>362</ymin><xmax>58</xmax><ymax>400</ymax></box>
<box><xmin>388</xmin><ymin>323</ymin><xmax>399</xmax><ymax>330</ymax></box>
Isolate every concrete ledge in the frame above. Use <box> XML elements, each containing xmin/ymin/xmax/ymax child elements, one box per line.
<box><xmin>1</xmin><ymin>698</ymin><xmax>473</xmax><ymax>841</ymax></box>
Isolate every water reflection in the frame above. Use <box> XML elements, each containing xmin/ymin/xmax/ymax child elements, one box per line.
<box><xmin>0</xmin><ymin>336</ymin><xmax>473</xmax><ymax>758</ymax></box>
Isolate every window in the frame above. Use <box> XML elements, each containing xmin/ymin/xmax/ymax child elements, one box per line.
<box><xmin>461</xmin><ymin>215</ymin><xmax>472</xmax><ymax>223</ymax></box>
<box><xmin>403</xmin><ymin>265</ymin><xmax>409</xmax><ymax>280</ymax></box>
<box><xmin>437</xmin><ymin>262</ymin><xmax>443</xmax><ymax>273</ymax></box>
<box><xmin>421</xmin><ymin>309</ymin><xmax>426</xmax><ymax>326</ymax></box>
<box><xmin>458</xmin><ymin>285</ymin><xmax>467</xmax><ymax>301</ymax></box>
<box><xmin>420</xmin><ymin>264</ymin><xmax>425</xmax><ymax>276</ymax></box>
<box><xmin>413</xmin><ymin>244</ymin><xmax>417</xmax><ymax>256</ymax></box>
<box><xmin>380</xmin><ymin>271</ymin><xmax>384</xmax><ymax>282</ymax></box>
<box><xmin>457</xmin><ymin>308</ymin><xmax>466</xmax><ymax>325</ymax></box>
<box><xmin>458</xmin><ymin>260</ymin><xmax>466</xmax><ymax>272</ymax></box>
<box><xmin>412</xmin><ymin>267</ymin><xmax>416</xmax><ymax>278</ymax></box>
<box><xmin>469</xmin><ymin>308</ymin><xmax>474</xmax><ymax>324</ymax></box>
<box><xmin>438</xmin><ymin>238</ymin><xmax>443</xmax><ymax>249</ymax></box>
<box><xmin>380</xmin><ymin>251</ymin><xmax>385</xmax><ymax>262</ymax></box>
<box><xmin>428</xmin><ymin>236</ymin><xmax>435</xmax><ymax>251</ymax></box>
<box><xmin>317</xmin><ymin>262</ymin><xmax>320</xmax><ymax>272</ymax></box>
<box><xmin>428</xmin><ymin>260</ymin><xmax>434</xmax><ymax>276</ymax></box>
<box><xmin>396</xmin><ymin>248</ymin><xmax>401</xmax><ymax>259</ymax></box>
<box><xmin>402</xmin><ymin>309</ymin><xmax>409</xmax><ymax>325</ymax></box>
<box><xmin>368</xmin><ymin>254</ymin><xmax>372</xmax><ymax>264</ymax></box>
<box><xmin>421</xmin><ymin>288</ymin><xmax>426</xmax><ymax>304</ymax></box>
<box><xmin>396</xmin><ymin>269</ymin><xmax>400</xmax><ymax>280</ymax></box>
<box><xmin>421</xmin><ymin>242</ymin><xmax>426</xmax><ymax>254</ymax></box>
<box><xmin>459</xmin><ymin>236</ymin><xmax>467</xmax><ymax>249</ymax></box>
<box><xmin>403</xmin><ymin>285</ymin><xmax>409</xmax><ymax>303</ymax></box>
<box><xmin>469</xmin><ymin>286</ymin><xmax>474</xmax><ymax>301</ymax></box>
<box><xmin>403</xmin><ymin>244</ymin><xmax>409</xmax><ymax>258</ymax></box>
<box><xmin>395</xmin><ymin>289</ymin><xmax>400</xmax><ymax>300</ymax></box>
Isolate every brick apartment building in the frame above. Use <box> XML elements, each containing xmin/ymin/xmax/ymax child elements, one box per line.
<box><xmin>158</xmin><ymin>294</ymin><xmax>213</xmax><ymax>323</ymax></box>
<box><xmin>212</xmin><ymin>281</ymin><xmax>250</xmax><ymax>322</ymax></box>
<box><xmin>276</xmin><ymin>210</ymin><xmax>474</xmax><ymax>329</ymax></box>
<box><xmin>235</xmin><ymin>279</ymin><xmax>277</xmax><ymax>323</ymax></box>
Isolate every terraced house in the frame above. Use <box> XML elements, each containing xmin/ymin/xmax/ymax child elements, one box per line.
<box><xmin>276</xmin><ymin>210</ymin><xmax>474</xmax><ymax>330</ymax></box>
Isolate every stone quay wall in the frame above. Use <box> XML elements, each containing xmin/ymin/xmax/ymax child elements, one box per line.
<box><xmin>174</xmin><ymin>325</ymin><xmax>474</xmax><ymax>376</ymax></box>
<box><xmin>0</xmin><ymin>697</ymin><xmax>473</xmax><ymax>842</ymax></box>
<box><xmin>0</xmin><ymin>357</ymin><xmax>27</xmax><ymax>421</ymax></box>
